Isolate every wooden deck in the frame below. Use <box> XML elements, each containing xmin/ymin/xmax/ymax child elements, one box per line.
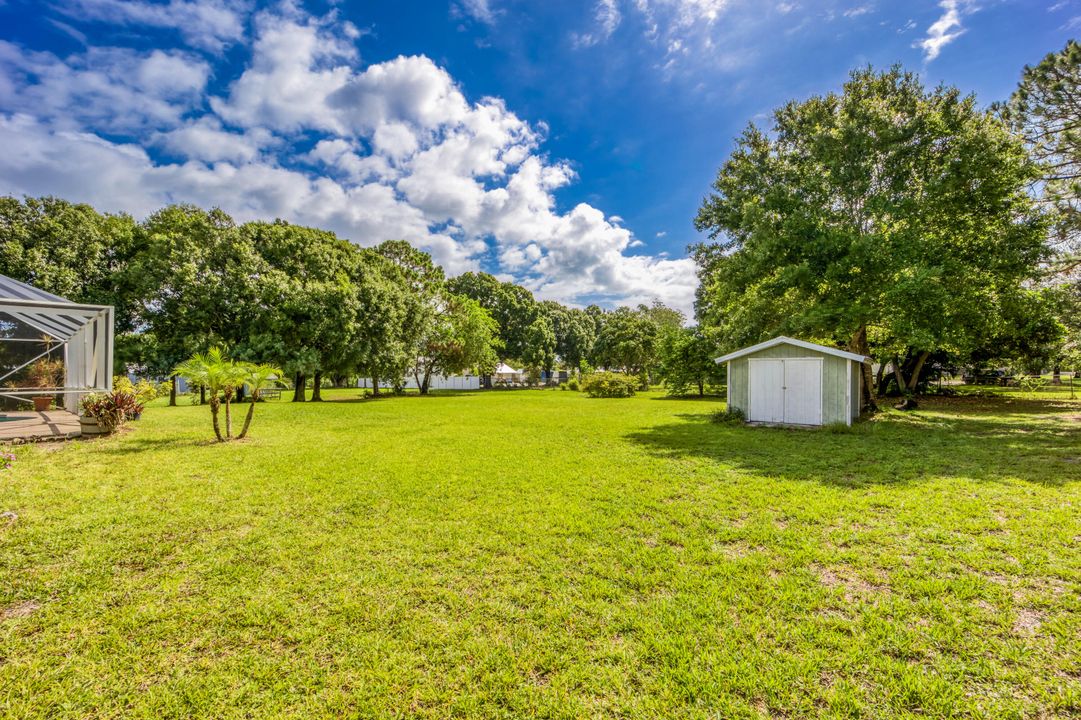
<box><xmin>0</xmin><ymin>411</ymin><xmax>81</xmax><ymax>443</ymax></box>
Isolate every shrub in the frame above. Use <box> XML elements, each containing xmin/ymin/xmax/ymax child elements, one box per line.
<box><xmin>581</xmin><ymin>371</ymin><xmax>638</xmax><ymax>398</ymax></box>
<box><xmin>565</xmin><ymin>377</ymin><xmax>580</xmax><ymax>392</ymax></box>
<box><xmin>81</xmin><ymin>390</ymin><xmax>143</xmax><ymax>432</ymax></box>
<box><xmin>113</xmin><ymin>376</ymin><xmax>160</xmax><ymax>405</ymax></box>
<box><xmin>1020</xmin><ymin>376</ymin><xmax>1048</xmax><ymax>396</ymax></box>
<box><xmin>710</xmin><ymin>407</ymin><xmax>745</xmax><ymax>425</ymax></box>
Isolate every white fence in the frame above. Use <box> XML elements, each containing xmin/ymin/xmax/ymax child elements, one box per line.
<box><xmin>358</xmin><ymin>374</ymin><xmax>481</xmax><ymax>391</ymax></box>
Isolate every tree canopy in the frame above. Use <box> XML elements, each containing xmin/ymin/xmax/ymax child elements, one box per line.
<box><xmin>694</xmin><ymin>66</ymin><xmax>1049</xmax><ymax>405</ymax></box>
<box><xmin>1001</xmin><ymin>39</ymin><xmax>1081</xmax><ymax>276</ymax></box>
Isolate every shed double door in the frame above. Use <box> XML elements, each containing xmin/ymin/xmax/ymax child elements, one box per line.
<box><xmin>748</xmin><ymin>358</ymin><xmax>822</xmax><ymax>425</ymax></box>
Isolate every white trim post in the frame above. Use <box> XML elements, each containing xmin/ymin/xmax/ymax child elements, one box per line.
<box><xmin>845</xmin><ymin>359</ymin><xmax>852</xmax><ymax>426</ymax></box>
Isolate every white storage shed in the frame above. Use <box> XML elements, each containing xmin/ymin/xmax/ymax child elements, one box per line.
<box><xmin>717</xmin><ymin>336</ymin><xmax>869</xmax><ymax>427</ymax></box>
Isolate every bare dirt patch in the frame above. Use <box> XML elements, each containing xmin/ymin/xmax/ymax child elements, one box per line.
<box><xmin>815</xmin><ymin>564</ymin><xmax>890</xmax><ymax>604</ymax></box>
<box><xmin>1</xmin><ymin>600</ymin><xmax>40</xmax><ymax>620</ymax></box>
<box><xmin>1012</xmin><ymin>608</ymin><xmax>1043</xmax><ymax>636</ymax></box>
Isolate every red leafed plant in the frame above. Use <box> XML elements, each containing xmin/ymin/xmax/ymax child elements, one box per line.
<box><xmin>80</xmin><ymin>390</ymin><xmax>143</xmax><ymax>432</ymax></box>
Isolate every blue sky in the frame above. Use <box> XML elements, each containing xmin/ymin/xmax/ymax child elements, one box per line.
<box><xmin>0</xmin><ymin>0</ymin><xmax>1075</xmax><ymax>313</ymax></box>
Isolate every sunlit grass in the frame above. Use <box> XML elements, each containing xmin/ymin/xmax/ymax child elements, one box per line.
<box><xmin>1</xmin><ymin>388</ymin><xmax>1079</xmax><ymax>718</ymax></box>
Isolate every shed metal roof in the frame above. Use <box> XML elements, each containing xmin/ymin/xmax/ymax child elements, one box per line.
<box><xmin>715</xmin><ymin>336</ymin><xmax>870</xmax><ymax>364</ymax></box>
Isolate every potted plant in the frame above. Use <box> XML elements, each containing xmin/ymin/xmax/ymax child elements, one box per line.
<box><xmin>80</xmin><ymin>389</ymin><xmax>143</xmax><ymax>436</ymax></box>
<box><xmin>27</xmin><ymin>357</ymin><xmax>64</xmax><ymax>412</ymax></box>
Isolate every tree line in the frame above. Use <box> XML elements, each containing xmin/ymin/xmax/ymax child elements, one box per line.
<box><xmin>0</xmin><ymin>198</ymin><xmax>716</xmax><ymax>399</ymax></box>
<box><xmin>4</xmin><ymin>45</ymin><xmax>1076</xmax><ymax>408</ymax></box>
<box><xmin>693</xmin><ymin>45</ymin><xmax>1081</xmax><ymax>408</ymax></box>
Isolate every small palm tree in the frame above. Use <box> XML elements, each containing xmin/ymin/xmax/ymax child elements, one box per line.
<box><xmin>237</xmin><ymin>364</ymin><xmax>282</xmax><ymax>440</ymax></box>
<box><xmin>174</xmin><ymin>348</ymin><xmax>245</xmax><ymax>442</ymax></box>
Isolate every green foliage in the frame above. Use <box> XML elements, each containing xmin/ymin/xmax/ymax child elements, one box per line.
<box><xmin>694</xmin><ymin>66</ymin><xmax>1047</xmax><ymax>398</ymax></box>
<box><xmin>658</xmin><ymin>326</ymin><xmax>724</xmax><ymax>396</ymax></box>
<box><xmin>565</xmin><ymin>377</ymin><xmax>580</xmax><ymax>392</ymax></box>
<box><xmin>591</xmin><ymin>307</ymin><xmax>660</xmax><ymax>379</ymax></box>
<box><xmin>1019</xmin><ymin>375</ymin><xmax>1049</xmax><ymax>396</ymax></box>
<box><xmin>80</xmin><ymin>389</ymin><xmax>143</xmax><ymax>431</ymax></box>
<box><xmin>447</xmin><ymin>271</ymin><xmax>537</xmax><ymax>363</ymax></box>
<box><xmin>581</xmin><ymin>371</ymin><xmax>638</xmax><ymax>398</ymax></box>
<box><xmin>113</xmin><ymin>376</ymin><xmax>160</xmax><ymax>405</ymax></box>
<box><xmin>546</xmin><ymin>303</ymin><xmax>596</xmax><ymax>373</ymax></box>
<box><xmin>710</xmin><ymin>407</ymin><xmax>745</xmax><ymax>425</ymax></box>
<box><xmin>0</xmin><ymin>196</ymin><xmax>143</xmax><ymax>333</ymax></box>
<box><xmin>174</xmin><ymin>347</ymin><xmax>281</xmax><ymax>441</ymax></box>
<box><xmin>351</xmin><ymin>248</ymin><xmax>422</xmax><ymax>392</ymax></box>
<box><xmin>1001</xmin><ymin>39</ymin><xmax>1081</xmax><ymax>274</ymax></box>
<box><xmin>411</xmin><ymin>293</ymin><xmax>499</xmax><ymax>393</ymax></box>
<box><xmin>521</xmin><ymin>315</ymin><xmax>556</xmax><ymax>375</ymax></box>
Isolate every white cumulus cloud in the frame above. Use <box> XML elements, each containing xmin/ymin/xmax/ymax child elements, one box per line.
<box><xmin>0</xmin><ymin>4</ymin><xmax>698</xmax><ymax>314</ymax></box>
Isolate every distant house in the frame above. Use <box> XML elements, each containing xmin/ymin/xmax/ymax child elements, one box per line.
<box><xmin>716</xmin><ymin>336</ymin><xmax>869</xmax><ymax>427</ymax></box>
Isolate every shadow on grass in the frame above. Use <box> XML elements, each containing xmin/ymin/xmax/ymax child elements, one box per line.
<box><xmin>625</xmin><ymin>397</ymin><xmax>1081</xmax><ymax>488</ymax></box>
<box><xmin>323</xmin><ymin>390</ymin><xmax>487</xmax><ymax>404</ymax></box>
<box><xmin>98</xmin><ymin>434</ymin><xmax>216</xmax><ymax>454</ymax></box>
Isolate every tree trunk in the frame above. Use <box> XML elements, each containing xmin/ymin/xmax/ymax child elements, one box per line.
<box><xmin>223</xmin><ymin>390</ymin><xmax>233</xmax><ymax>438</ymax></box>
<box><xmin>371</xmin><ymin>373</ymin><xmax>381</xmax><ymax>396</ymax></box>
<box><xmin>169</xmin><ymin>375</ymin><xmax>177</xmax><ymax>407</ymax></box>
<box><xmin>238</xmin><ymin>394</ymin><xmax>256</xmax><ymax>439</ymax></box>
<box><xmin>875</xmin><ymin>362</ymin><xmax>888</xmax><ymax>396</ymax></box>
<box><xmin>200</xmin><ymin>385</ymin><xmax>206</xmax><ymax>405</ymax></box>
<box><xmin>420</xmin><ymin>366</ymin><xmax>432</xmax><ymax>395</ymax></box>
<box><xmin>209</xmin><ymin>396</ymin><xmax>223</xmax><ymax>442</ymax></box>
<box><xmin>697</xmin><ymin>379</ymin><xmax>704</xmax><ymax>397</ymax></box>
<box><xmin>236</xmin><ymin>384</ymin><xmax>246</xmax><ymax>402</ymax></box>
<box><xmin>292</xmin><ymin>373</ymin><xmax>306</xmax><ymax>402</ymax></box>
<box><xmin>906</xmin><ymin>351</ymin><xmax>931</xmax><ymax>393</ymax></box>
<box><xmin>1053</xmin><ymin>365</ymin><xmax>1062</xmax><ymax>385</ymax></box>
<box><xmin>311</xmin><ymin>371</ymin><xmax>323</xmax><ymax>401</ymax></box>
<box><xmin>849</xmin><ymin>326</ymin><xmax>877</xmax><ymax>411</ymax></box>
<box><xmin>892</xmin><ymin>356</ymin><xmax>907</xmax><ymax>395</ymax></box>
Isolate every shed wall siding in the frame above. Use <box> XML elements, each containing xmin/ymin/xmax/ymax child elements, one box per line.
<box><xmin>725</xmin><ymin>343</ymin><xmax>849</xmax><ymax>425</ymax></box>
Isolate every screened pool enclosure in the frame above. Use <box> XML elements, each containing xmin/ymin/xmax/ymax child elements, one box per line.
<box><xmin>0</xmin><ymin>275</ymin><xmax>113</xmax><ymax>413</ymax></box>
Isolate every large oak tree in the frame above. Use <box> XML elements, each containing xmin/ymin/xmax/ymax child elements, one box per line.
<box><xmin>694</xmin><ymin>67</ymin><xmax>1047</xmax><ymax>407</ymax></box>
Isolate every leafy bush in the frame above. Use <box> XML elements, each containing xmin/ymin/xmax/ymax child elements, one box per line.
<box><xmin>710</xmin><ymin>407</ymin><xmax>745</xmax><ymax>425</ymax></box>
<box><xmin>113</xmin><ymin>376</ymin><xmax>160</xmax><ymax>405</ymax></box>
<box><xmin>565</xmin><ymin>377</ymin><xmax>580</xmax><ymax>392</ymax></box>
<box><xmin>581</xmin><ymin>371</ymin><xmax>638</xmax><ymax>398</ymax></box>
<box><xmin>81</xmin><ymin>390</ymin><xmax>144</xmax><ymax>432</ymax></box>
<box><xmin>1020</xmin><ymin>376</ymin><xmax>1049</xmax><ymax>395</ymax></box>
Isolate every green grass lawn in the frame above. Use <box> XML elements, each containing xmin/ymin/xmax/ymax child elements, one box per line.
<box><xmin>2</xmin><ymin>388</ymin><xmax>1079</xmax><ymax>718</ymax></box>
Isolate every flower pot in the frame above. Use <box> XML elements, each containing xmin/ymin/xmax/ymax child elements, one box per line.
<box><xmin>32</xmin><ymin>396</ymin><xmax>53</xmax><ymax>412</ymax></box>
<box><xmin>79</xmin><ymin>415</ymin><xmax>107</xmax><ymax>436</ymax></box>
